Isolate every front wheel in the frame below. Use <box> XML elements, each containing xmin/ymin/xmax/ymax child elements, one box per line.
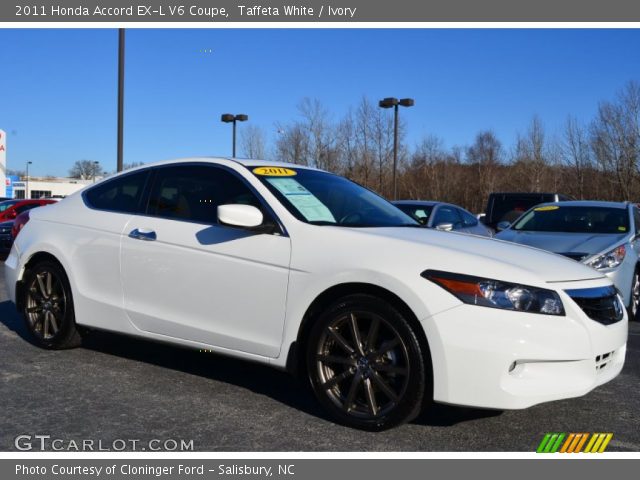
<box><xmin>306</xmin><ymin>294</ymin><xmax>428</xmax><ymax>431</ymax></box>
<box><xmin>21</xmin><ymin>260</ymin><xmax>82</xmax><ymax>349</ymax></box>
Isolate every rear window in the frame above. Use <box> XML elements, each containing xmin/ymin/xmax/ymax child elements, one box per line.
<box><xmin>513</xmin><ymin>206</ymin><xmax>629</xmax><ymax>234</ymax></box>
<box><xmin>84</xmin><ymin>170</ymin><xmax>150</xmax><ymax>214</ymax></box>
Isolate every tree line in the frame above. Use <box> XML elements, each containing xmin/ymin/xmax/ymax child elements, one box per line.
<box><xmin>243</xmin><ymin>81</ymin><xmax>640</xmax><ymax>213</ymax></box>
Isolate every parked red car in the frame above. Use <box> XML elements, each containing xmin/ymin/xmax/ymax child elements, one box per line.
<box><xmin>0</xmin><ymin>199</ymin><xmax>56</xmax><ymax>222</ymax></box>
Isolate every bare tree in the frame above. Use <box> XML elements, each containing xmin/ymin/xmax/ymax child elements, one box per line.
<box><xmin>274</xmin><ymin>123</ymin><xmax>309</xmax><ymax>165</ymax></box>
<box><xmin>510</xmin><ymin>116</ymin><xmax>552</xmax><ymax>192</ymax></box>
<box><xmin>69</xmin><ymin>160</ymin><xmax>102</xmax><ymax>180</ymax></box>
<box><xmin>590</xmin><ymin>81</ymin><xmax>640</xmax><ymax>200</ymax></box>
<box><xmin>298</xmin><ymin>98</ymin><xmax>336</xmax><ymax>170</ymax></box>
<box><xmin>466</xmin><ymin>131</ymin><xmax>503</xmax><ymax>212</ymax></box>
<box><xmin>562</xmin><ymin>116</ymin><xmax>592</xmax><ymax>199</ymax></box>
<box><xmin>240</xmin><ymin>125</ymin><xmax>267</xmax><ymax>159</ymax></box>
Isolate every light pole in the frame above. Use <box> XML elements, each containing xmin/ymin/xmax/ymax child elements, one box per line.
<box><xmin>378</xmin><ymin>97</ymin><xmax>414</xmax><ymax>200</ymax></box>
<box><xmin>25</xmin><ymin>161</ymin><xmax>32</xmax><ymax>199</ymax></box>
<box><xmin>221</xmin><ymin>113</ymin><xmax>248</xmax><ymax>157</ymax></box>
<box><xmin>117</xmin><ymin>28</ymin><xmax>125</xmax><ymax>173</ymax></box>
<box><xmin>93</xmin><ymin>161</ymin><xmax>100</xmax><ymax>183</ymax></box>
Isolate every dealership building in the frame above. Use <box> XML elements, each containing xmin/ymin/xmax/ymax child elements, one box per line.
<box><xmin>7</xmin><ymin>176</ymin><xmax>95</xmax><ymax>199</ymax></box>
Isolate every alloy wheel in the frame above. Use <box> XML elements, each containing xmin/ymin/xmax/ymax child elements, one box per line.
<box><xmin>314</xmin><ymin>311</ymin><xmax>410</xmax><ymax>419</ymax></box>
<box><xmin>25</xmin><ymin>269</ymin><xmax>67</xmax><ymax>341</ymax></box>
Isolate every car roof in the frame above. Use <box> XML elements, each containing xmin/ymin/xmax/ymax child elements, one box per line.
<box><xmin>534</xmin><ymin>200</ymin><xmax>629</xmax><ymax>209</ymax></box>
<box><xmin>122</xmin><ymin>157</ymin><xmax>322</xmax><ymax>173</ymax></box>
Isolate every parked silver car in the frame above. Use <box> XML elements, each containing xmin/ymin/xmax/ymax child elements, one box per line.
<box><xmin>393</xmin><ymin>201</ymin><xmax>493</xmax><ymax>237</ymax></box>
<box><xmin>496</xmin><ymin>200</ymin><xmax>640</xmax><ymax>320</ymax></box>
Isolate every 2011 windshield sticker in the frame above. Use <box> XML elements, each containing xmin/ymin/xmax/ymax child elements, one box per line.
<box><xmin>253</xmin><ymin>167</ymin><xmax>297</xmax><ymax>177</ymax></box>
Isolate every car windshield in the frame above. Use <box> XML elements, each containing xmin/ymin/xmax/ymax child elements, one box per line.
<box><xmin>0</xmin><ymin>201</ymin><xmax>18</xmax><ymax>212</ymax></box>
<box><xmin>513</xmin><ymin>206</ymin><xmax>630</xmax><ymax>234</ymax></box>
<box><xmin>250</xmin><ymin>166</ymin><xmax>418</xmax><ymax>227</ymax></box>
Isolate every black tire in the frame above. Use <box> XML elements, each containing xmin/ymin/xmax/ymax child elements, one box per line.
<box><xmin>628</xmin><ymin>268</ymin><xmax>640</xmax><ymax>322</ymax></box>
<box><xmin>21</xmin><ymin>260</ymin><xmax>82</xmax><ymax>349</ymax></box>
<box><xmin>306</xmin><ymin>294</ymin><xmax>427</xmax><ymax>431</ymax></box>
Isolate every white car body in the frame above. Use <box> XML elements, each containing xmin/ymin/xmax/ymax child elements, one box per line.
<box><xmin>3</xmin><ymin>158</ymin><xmax>627</xmax><ymax>410</ymax></box>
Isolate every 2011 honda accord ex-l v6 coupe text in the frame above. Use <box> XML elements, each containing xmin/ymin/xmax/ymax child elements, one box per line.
<box><xmin>3</xmin><ymin>158</ymin><xmax>628</xmax><ymax>430</ymax></box>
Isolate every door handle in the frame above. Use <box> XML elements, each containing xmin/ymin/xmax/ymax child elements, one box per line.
<box><xmin>129</xmin><ymin>228</ymin><xmax>157</xmax><ymax>241</ymax></box>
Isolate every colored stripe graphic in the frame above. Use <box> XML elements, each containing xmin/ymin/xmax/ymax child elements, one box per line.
<box><xmin>536</xmin><ymin>433</ymin><xmax>565</xmax><ymax>453</ymax></box>
<box><xmin>537</xmin><ymin>433</ymin><xmax>613</xmax><ymax>453</ymax></box>
<box><xmin>584</xmin><ymin>433</ymin><xmax>614</xmax><ymax>453</ymax></box>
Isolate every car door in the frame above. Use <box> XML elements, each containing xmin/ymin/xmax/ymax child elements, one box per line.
<box><xmin>120</xmin><ymin>164</ymin><xmax>291</xmax><ymax>358</ymax></box>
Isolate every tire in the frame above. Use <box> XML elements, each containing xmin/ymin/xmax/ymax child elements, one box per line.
<box><xmin>306</xmin><ymin>294</ymin><xmax>427</xmax><ymax>431</ymax></box>
<box><xmin>628</xmin><ymin>268</ymin><xmax>640</xmax><ymax>322</ymax></box>
<box><xmin>21</xmin><ymin>260</ymin><xmax>82</xmax><ymax>349</ymax></box>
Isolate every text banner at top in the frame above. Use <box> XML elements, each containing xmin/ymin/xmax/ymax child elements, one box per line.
<box><xmin>4</xmin><ymin>0</ymin><xmax>640</xmax><ymax>22</ymax></box>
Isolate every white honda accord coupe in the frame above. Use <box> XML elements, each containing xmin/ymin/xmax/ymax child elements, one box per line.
<box><xmin>3</xmin><ymin>158</ymin><xmax>627</xmax><ymax>430</ymax></box>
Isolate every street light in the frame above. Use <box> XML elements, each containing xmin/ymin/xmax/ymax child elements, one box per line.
<box><xmin>378</xmin><ymin>97</ymin><xmax>414</xmax><ymax>200</ymax></box>
<box><xmin>220</xmin><ymin>113</ymin><xmax>248</xmax><ymax>157</ymax></box>
<box><xmin>117</xmin><ymin>28</ymin><xmax>125</xmax><ymax>173</ymax></box>
<box><xmin>25</xmin><ymin>161</ymin><xmax>32</xmax><ymax>199</ymax></box>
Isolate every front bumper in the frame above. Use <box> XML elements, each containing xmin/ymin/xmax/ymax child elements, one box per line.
<box><xmin>3</xmin><ymin>247</ymin><xmax>20</xmax><ymax>304</ymax></box>
<box><xmin>423</xmin><ymin>279</ymin><xmax>627</xmax><ymax>410</ymax></box>
<box><xmin>601</xmin><ymin>260</ymin><xmax>634</xmax><ymax>308</ymax></box>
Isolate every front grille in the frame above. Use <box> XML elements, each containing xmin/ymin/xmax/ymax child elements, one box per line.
<box><xmin>559</xmin><ymin>252</ymin><xmax>589</xmax><ymax>262</ymax></box>
<box><xmin>565</xmin><ymin>285</ymin><xmax>624</xmax><ymax>325</ymax></box>
<box><xmin>595</xmin><ymin>351</ymin><xmax>615</xmax><ymax>372</ymax></box>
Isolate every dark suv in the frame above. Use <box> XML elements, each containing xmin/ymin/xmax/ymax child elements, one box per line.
<box><xmin>483</xmin><ymin>192</ymin><xmax>572</xmax><ymax>231</ymax></box>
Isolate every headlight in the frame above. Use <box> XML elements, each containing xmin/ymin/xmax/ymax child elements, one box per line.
<box><xmin>585</xmin><ymin>245</ymin><xmax>626</xmax><ymax>270</ymax></box>
<box><xmin>422</xmin><ymin>270</ymin><xmax>565</xmax><ymax>316</ymax></box>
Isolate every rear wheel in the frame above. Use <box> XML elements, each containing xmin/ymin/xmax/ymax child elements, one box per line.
<box><xmin>629</xmin><ymin>269</ymin><xmax>640</xmax><ymax>322</ymax></box>
<box><xmin>306</xmin><ymin>294</ymin><xmax>427</xmax><ymax>431</ymax></box>
<box><xmin>21</xmin><ymin>260</ymin><xmax>82</xmax><ymax>349</ymax></box>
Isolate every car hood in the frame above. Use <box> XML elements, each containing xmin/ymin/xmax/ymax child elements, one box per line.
<box><xmin>330</xmin><ymin>227</ymin><xmax>605</xmax><ymax>284</ymax></box>
<box><xmin>496</xmin><ymin>230</ymin><xmax>627</xmax><ymax>259</ymax></box>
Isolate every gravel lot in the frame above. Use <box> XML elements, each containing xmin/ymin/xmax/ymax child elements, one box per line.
<box><xmin>0</xmin><ymin>262</ymin><xmax>638</xmax><ymax>451</ymax></box>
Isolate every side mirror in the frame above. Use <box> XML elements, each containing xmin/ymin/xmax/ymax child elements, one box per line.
<box><xmin>496</xmin><ymin>221</ymin><xmax>511</xmax><ymax>231</ymax></box>
<box><xmin>435</xmin><ymin>222</ymin><xmax>454</xmax><ymax>232</ymax></box>
<box><xmin>8</xmin><ymin>210</ymin><xmax>17</xmax><ymax>220</ymax></box>
<box><xmin>217</xmin><ymin>204</ymin><xmax>264</xmax><ymax>229</ymax></box>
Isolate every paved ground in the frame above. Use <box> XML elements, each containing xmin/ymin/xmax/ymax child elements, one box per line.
<box><xmin>0</xmin><ymin>263</ymin><xmax>639</xmax><ymax>452</ymax></box>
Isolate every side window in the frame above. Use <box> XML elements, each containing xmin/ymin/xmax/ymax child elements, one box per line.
<box><xmin>85</xmin><ymin>170</ymin><xmax>149</xmax><ymax>214</ymax></box>
<box><xmin>432</xmin><ymin>206</ymin><xmax>462</xmax><ymax>228</ymax></box>
<box><xmin>146</xmin><ymin>165</ymin><xmax>262</xmax><ymax>224</ymax></box>
<box><xmin>460</xmin><ymin>209</ymin><xmax>479</xmax><ymax>227</ymax></box>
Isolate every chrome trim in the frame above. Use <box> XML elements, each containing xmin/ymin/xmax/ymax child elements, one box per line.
<box><xmin>564</xmin><ymin>285</ymin><xmax>617</xmax><ymax>299</ymax></box>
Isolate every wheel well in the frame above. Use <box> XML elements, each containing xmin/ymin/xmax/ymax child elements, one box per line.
<box><xmin>16</xmin><ymin>251</ymin><xmax>65</xmax><ymax>311</ymax></box>
<box><xmin>287</xmin><ymin>282</ymin><xmax>433</xmax><ymax>383</ymax></box>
